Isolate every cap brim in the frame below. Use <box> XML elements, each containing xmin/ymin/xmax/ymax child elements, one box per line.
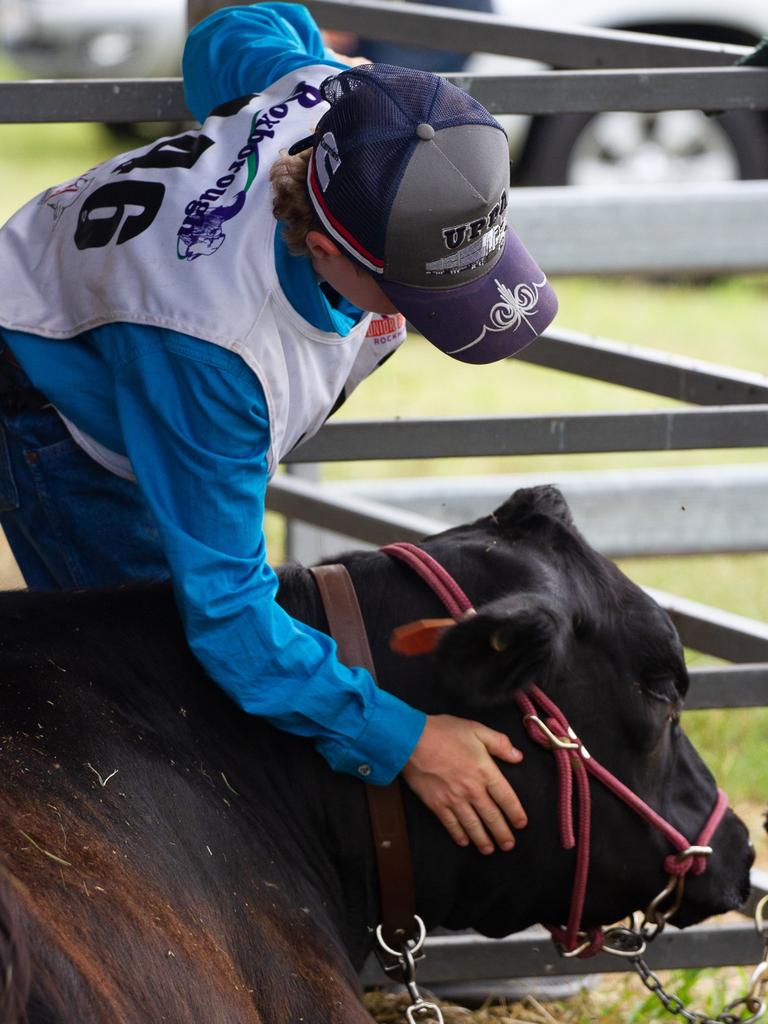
<box><xmin>378</xmin><ymin>230</ymin><xmax>558</xmax><ymax>364</ymax></box>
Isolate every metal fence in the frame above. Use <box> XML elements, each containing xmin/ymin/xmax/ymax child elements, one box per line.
<box><xmin>3</xmin><ymin>0</ymin><xmax>768</xmax><ymax>987</ymax></box>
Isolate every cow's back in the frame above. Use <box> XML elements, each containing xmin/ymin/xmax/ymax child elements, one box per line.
<box><xmin>0</xmin><ymin>583</ymin><xmax>374</xmax><ymax>1024</ymax></box>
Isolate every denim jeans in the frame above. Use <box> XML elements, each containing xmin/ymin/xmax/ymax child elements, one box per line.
<box><xmin>0</xmin><ymin>343</ymin><xmax>169</xmax><ymax>589</ymax></box>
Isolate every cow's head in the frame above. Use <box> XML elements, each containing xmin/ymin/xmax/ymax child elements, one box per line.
<box><xmin>381</xmin><ymin>486</ymin><xmax>753</xmax><ymax>940</ymax></box>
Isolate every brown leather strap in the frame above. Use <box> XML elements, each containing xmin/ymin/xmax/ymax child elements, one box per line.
<box><xmin>310</xmin><ymin>563</ymin><xmax>418</xmax><ymax>949</ymax></box>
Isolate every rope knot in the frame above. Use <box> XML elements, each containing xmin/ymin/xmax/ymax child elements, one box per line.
<box><xmin>664</xmin><ymin>849</ymin><xmax>710</xmax><ymax>877</ymax></box>
<box><xmin>664</xmin><ymin>853</ymin><xmax>692</xmax><ymax>876</ymax></box>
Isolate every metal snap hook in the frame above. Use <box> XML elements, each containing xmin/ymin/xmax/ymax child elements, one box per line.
<box><xmin>642</xmin><ymin>874</ymin><xmax>686</xmax><ymax>934</ymax></box>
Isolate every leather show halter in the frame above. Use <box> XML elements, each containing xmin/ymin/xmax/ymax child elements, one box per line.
<box><xmin>311</xmin><ymin>541</ymin><xmax>730</xmax><ymax>963</ymax></box>
<box><xmin>310</xmin><ymin>563</ymin><xmax>419</xmax><ymax>955</ymax></box>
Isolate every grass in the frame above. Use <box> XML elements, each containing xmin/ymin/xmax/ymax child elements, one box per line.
<box><xmin>365</xmin><ymin>968</ymin><xmax>757</xmax><ymax>1023</ymax></box>
<box><xmin>1</xmin><ymin>101</ymin><xmax>766</xmax><ymax>1024</ymax></box>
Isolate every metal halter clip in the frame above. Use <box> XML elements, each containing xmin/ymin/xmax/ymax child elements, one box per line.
<box><xmin>524</xmin><ymin>716</ymin><xmax>591</xmax><ymax>759</ymax></box>
<box><xmin>674</xmin><ymin>844</ymin><xmax>713</xmax><ymax>860</ymax></box>
<box><xmin>375</xmin><ymin>915</ymin><xmax>427</xmax><ymax>964</ymax></box>
<box><xmin>374</xmin><ymin>917</ymin><xmax>444</xmax><ymax>1024</ymax></box>
<box><xmin>524</xmin><ymin>714</ymin><xmax>580</xmax><ymax>750</ymax></box>
<box><xmin>642</xmin><ymin>874</ymin><xmax>686</xmax><ymax>937</ymax></box>
<box><xmin>602</xmin><ymin>924</ymin><xmax>648</xmax><ymax>958</ymax></box>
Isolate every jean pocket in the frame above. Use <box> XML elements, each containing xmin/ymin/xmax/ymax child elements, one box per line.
<box><xmin>0</xmin><ymin>424</ymin><xmax>19</xmax><ymax>512</ymax></box>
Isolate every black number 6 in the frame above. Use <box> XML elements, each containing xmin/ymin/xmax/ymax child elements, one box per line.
<box><xmin>74</xmin><ymin>132</ymin><xmax>215</xmax><ymax>250</ymax></box>
<box><xmin>75</xmin><ymin>181</ymin><xmax>166</xmax><ymax>250</ymax></box>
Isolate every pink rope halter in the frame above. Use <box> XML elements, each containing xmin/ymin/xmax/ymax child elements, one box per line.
<box><xmin>381</xmin><ymin>541</ymin><xmax>730</xmax><ymax>956</ymax></box>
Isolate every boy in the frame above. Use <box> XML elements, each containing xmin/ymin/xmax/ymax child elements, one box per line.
<box><xmin>0</xmin><ymin>3</ymin><xmax>557</xmax><ymax>854</ymax></box>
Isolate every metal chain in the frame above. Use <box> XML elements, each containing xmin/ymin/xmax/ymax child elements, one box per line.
<box><xmin>630</xmin><ymin>955</ymin><xmax>765</xmax><ymax>1024</ymax></box>
<box><xmin>598</xmin><ymin>895</ymin><xmax>768</xmax><ymax>1024</ymax></box>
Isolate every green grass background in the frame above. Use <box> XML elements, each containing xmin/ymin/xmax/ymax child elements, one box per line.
<box><xmin>1</xmin><ymin>107</ymin><xmax>766</xmax><ymax>807</ymax></box>
<box><xmin>2</xmin><ymin>57</ymin><xmax>767</xmax><ymax>1024</ymax></box>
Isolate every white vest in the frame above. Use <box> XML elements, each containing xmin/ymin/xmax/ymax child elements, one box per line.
<box><xmin>0</xmin><ymin>65</ymin><xmax>406</xmax><ymax>477</ymax></box>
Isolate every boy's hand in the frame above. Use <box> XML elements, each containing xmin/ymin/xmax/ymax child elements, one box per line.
<box><xmin>401</xmin><ymin>714</ymin><xmax>527</xmax><ymax>855</ymax></box>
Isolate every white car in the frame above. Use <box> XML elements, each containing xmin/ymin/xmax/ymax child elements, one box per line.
<box><xmin>474</xmin><ymin>0</ymin><xmax>768</xmax><ymax>185</ymax></box>
<box><xmin>0</xmin><ymin>0</ymin><xmax>186</xmax><ymax>79</ymax></box>
<box><xmin>1</xmin><ymin>0</ymin><xmax>766</xmax><ymax>184</ymax></box>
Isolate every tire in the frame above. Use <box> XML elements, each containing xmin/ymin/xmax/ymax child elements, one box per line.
<box><xmin>514</xmin><ymin>107</ymin><xmax>768</xmax><ymax>187</ymax></box>
<box><xmin>513</xmin><ymin>20</ymin><xmax>768</xmax><ymax>188</ymax></box>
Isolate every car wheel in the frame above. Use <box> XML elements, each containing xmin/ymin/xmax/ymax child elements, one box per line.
<box><xmin>514</xmin><ymin>107</ymin><xmax>768</xmax><ymax>187</ymax></box>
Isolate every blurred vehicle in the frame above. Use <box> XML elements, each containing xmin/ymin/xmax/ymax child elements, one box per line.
<box><xmin>473</xmin><ymin>0</ymin><xmax>768</xmax><ymax>185</ymax></box>
<box><xmin>0</xmin><ymin>0</ymin><xmax>186</xmax><ymax>79</ymax></box>
<box><xmin>1</xmin><ymin>0</ymin><xmax>766</xmax><ymax>183</ymax></box>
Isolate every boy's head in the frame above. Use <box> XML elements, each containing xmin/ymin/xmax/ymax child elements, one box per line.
<box><xmin>288</xmin><ymin>64</ymin><xmax>557</xmax><ymax>364</ymax></box>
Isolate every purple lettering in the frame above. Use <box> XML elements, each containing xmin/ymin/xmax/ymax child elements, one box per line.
<box><xmin>248</xmin><ymin>128</ymin><xmax>275</xmax><ymax>145</ymax></box>
<box><xmin>289</xmin><ymin>82</ymin><xmax>323</xmax><ymax>109</ymax></box>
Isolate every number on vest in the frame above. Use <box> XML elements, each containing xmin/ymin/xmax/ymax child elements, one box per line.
<box><xmin>114</xmin><ymin>134</ymin><xmax>215</xmax><ymax>174</ymax></box>
<box><xmin>75</xmin><ymin>181</ymin><xmax>166</xmax><ymax>249</ymax></box>
<box><xmin>74</xmin><ymin>132</ymin><xmax>215</xmax><ymax>249</ymax></box>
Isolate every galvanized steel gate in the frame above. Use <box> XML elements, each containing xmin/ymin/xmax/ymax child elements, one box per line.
<box><xmin>3</xmin><ymin>0</ymin><xmax>768</xmax><ymax>987</ymax></box>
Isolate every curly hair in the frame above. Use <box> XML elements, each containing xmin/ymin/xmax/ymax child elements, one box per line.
<box><xmin>269</xmin><ymin>148</ymin><xmax>324</xmax><ymax>256</ymax></box>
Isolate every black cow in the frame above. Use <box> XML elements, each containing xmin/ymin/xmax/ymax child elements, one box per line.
<box><xmin>0</xmin><ymin>486</ymin><xmax>753</xmax><ymax>1024</ymax></box>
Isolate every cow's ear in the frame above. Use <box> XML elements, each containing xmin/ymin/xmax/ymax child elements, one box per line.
<box><xmin>433</xmin><ymin>595</ymin><xmax>567</xmax><ymax>707</ymax></box>
<box><xmin>493</xmin><ymin>485</ymin><xmax>574</xmax><ymax>531</ymax></box>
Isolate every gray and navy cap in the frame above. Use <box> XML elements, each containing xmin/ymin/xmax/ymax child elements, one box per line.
<box><xmin>292</xmin><ymin>64</ymin><xmax>557</xmax><ymax>364</ymax></box>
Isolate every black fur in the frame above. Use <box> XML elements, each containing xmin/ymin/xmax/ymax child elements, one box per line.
<box><xmin>0</xmin><ymin>487</ymin><xmax>753</xmax><ymax>1023</ymax></box>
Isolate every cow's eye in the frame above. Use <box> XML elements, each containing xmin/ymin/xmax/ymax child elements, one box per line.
<box><xmin>646</xmin><ymin>685</ymin><xmax>677</xmax><ymax>704</ymax></box>
<box><xmin>645</xmin><ymin>684</ymin><xmax>683</xmax><ymax>728</ymax></box>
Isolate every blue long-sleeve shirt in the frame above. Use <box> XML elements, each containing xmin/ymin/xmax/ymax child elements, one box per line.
<box><xmin>3</xmin><ymin>3</ymin><xmax>426</xmax><ymax>784</ymax></box>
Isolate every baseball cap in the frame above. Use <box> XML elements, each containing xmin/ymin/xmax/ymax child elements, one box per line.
<box><xmin>290</xmin><ymin>64</ymin><xmax>557</xmax><ymax>364</ymax></box>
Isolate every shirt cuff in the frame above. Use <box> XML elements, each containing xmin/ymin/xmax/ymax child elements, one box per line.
<box><xmin>315</xmin><ymin>688</ymin><xmax>427</xmax><ymax>786</ymax></box>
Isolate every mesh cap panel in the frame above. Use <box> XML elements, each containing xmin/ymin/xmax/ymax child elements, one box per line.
<box><xmin>302</xmin><ymin>63</ymin><xmax>558</xmax><ymax>363</ymax></box>
<box><xmin>309</xmin><ymin>65</ymin><xmax>504</xmax><ymax>268</ymax></box>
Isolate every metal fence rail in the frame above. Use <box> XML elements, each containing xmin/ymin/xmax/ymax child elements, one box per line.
<box><xmin>283</xmin><ymin>408</ymin><xmax>768</xmax><ymax>462</ymax></box>
<box><xmin>281</xmin><ymin>463</ymin><xmax>768</xmax><ymax>558</ymax></box>
<box><xmin>508</xmin><ymin>184</ymin><xmax>768</xmax><ymax>276</ymax></box>
<box><xmin>3</xmin><ymin>0</ymin><xmax>766</xmax><ymax>997</ymax></box>
<box><xmin>4</xmin><ymin>65</ymin><xmax>767</xmax><ymax>123</ymax></box>
<box><xmin>360</xmin><ymin>921</ymin><xmax>767</xmax><ymax>984</ymax></box>
<box><xmin>190</xmin><ymin>0</ymin><xmax>752</xmax><ymax>66</ymax></box>
<box><xmin>520</xmin><ymin>328</ymin><xmax>768</xmax><ymax>404</ymax></box>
